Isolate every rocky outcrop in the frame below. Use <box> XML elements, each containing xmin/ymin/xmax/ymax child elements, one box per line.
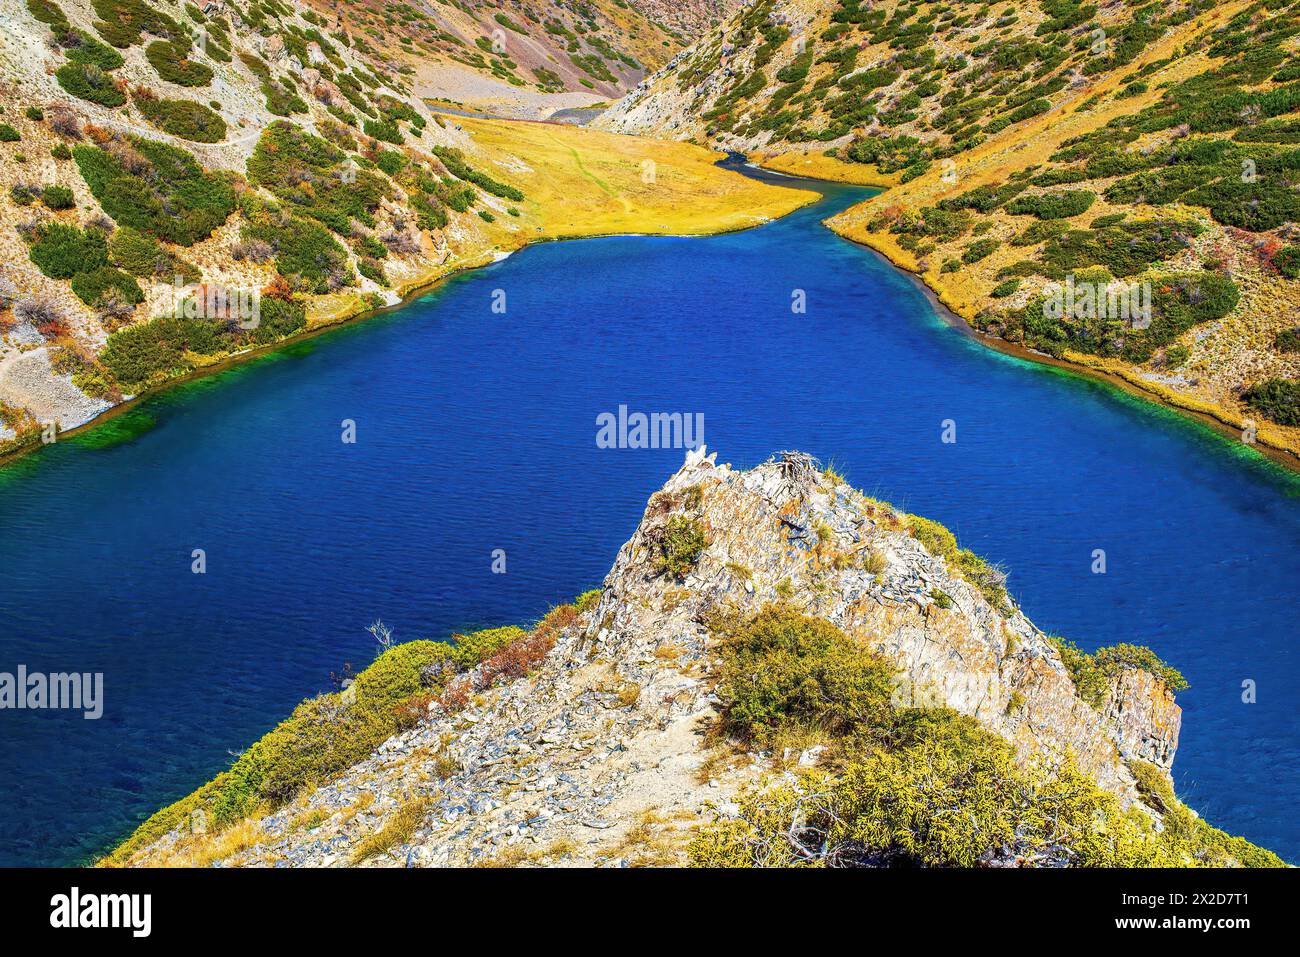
<box><xmin>592</xmin><ymin>448</ymin><xmax>1180</xmax><ymax>800</ymax></box>
<box><xmin>115</xmin><ymin>449</ymin><xmax>1189</xmax><ymax>868</ymax></box>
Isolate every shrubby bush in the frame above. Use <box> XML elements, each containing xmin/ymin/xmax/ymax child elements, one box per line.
<box><xmin>1244</xmin><ymin>378</ymin><xmax>1300</xmax><ymax>425</ymax></box>
<box><xmin>70</xmin><ymin>265</ymin><xmax>142</xmax><ymax>307</ymax></box>
<box><xmin>247</xmin><ymin>121</ymin><xmax>388</xmax><ymax>234</ymax></box>
<box><xmin>28</xmin><ymin>222</ymin><xmax>108</xmax><ymax>279</ymax></box>
<box><xmin>145</xmin><ymin>39</ymin><xmax>212</xmax><ymax>87</ymax></box>
<box><xmin>135</xmin><ymin>96</ymin><xmax>226</xmax><ymax>142</ymax></box>
<box><xmin>56</xmin><ymin>61</ymin><xmax>126</xmax><ymax>106</ymax></box>
<box><xmin>1005</xmin><ymin>190</ymin><xmax>1096</xmax><ymax>220</ymax></box>
<box><xmin>105</xmin><ymin>612</ymin><xmax>572</xmax><ymax>864</ymax></box>
<box><xmin>716</xmin><ymin>606</ymin><xmax>895</xmax><ymax>744</ymax></box>
<box><xmin>74</xmin><ymin>137</ymin><xmax>236</xmax><ymax>245</ymax></box>
<box><xmin>433</xmin><ymin>146</ymin><xmax>525</xmax><ymax>201</ymax></box>
<box><xmin>241</xmin><ymin>213</ymin><xmax>354</xmax><ymax>293</ymax></box>
<box><xmin>41</xmin><ymin>185</ymin><xmax>75</xmax><ymax>209</ymax></box>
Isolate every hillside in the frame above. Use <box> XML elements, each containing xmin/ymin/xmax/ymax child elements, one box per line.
<box><xmin>598</xmin><ymin>0</ymin><xmax>1300</xmax><ymax>466</ymax></box>
<box><xmin>0</xmin><ymin>0</ymin><xmax>809</xmax><ymax>457</ymax></box>
<box><xmin>104</xmin><ymin>449</ymin><xmax>1282</xmax><ymax>868</ymax></box>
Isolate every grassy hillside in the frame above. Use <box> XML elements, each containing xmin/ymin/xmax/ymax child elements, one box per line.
<box><xmin>0</xmin><ymin>0</ymin><xmax>809</xmax><ymax>456</ymax></box>
<box><xmin>601</xmin><ymin>0</ymin><xmax>1300</xmax><ymax>465</ymax></box>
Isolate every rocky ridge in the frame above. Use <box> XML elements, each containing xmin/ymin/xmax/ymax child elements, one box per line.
<box><xmin>118</xmin><ymin>449</ymin><xmax>1187</xmax><ymax>868</ymax></box>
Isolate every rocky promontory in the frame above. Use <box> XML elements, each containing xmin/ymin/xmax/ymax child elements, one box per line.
<box><xmin>106</xmin><ymin>449</ymin><xmax>1280</xmax><ymax>868</ymax></box>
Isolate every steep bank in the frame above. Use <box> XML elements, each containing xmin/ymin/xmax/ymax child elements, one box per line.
<box><xmin>106</xmin><ymin>450</ymin><xmax>1281</xmax><ymax>868</ymax></box>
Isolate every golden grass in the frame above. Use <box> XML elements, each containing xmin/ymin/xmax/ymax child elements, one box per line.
<box><xmin>753</xmin><ymin>150</ymin><xmax>898</xmax><ymax>187</ymax></box>
<box><xmin>143</xmin><ymin>818</ymin><xmax>264</xmax><ymax>869</ymax></box>
<box><xmin>349</xmin><ymin>795</ymin><xmax>432</xmax><ymax>865</ymax></box>
<box><xmin>456</xmin><ymin>115</ymin><xmax>817</xmax><ymax>241</ymax></box>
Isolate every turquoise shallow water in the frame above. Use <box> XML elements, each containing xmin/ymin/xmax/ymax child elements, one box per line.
<box><xmin>0</xmin><ymin>167</ymin><xmax>1297</xmax><ymax>866</ymax></box>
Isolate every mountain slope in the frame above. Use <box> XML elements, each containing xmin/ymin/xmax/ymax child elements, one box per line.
<box><xmin>0</xmin><ymin>0</ymin><xmax>808</xmax><ymax>456</ymax></box>
<box><xmin>104</xmin><ymin>450</ymin><xmax>1280</xmax><ymax>868</ymax></box>
<box><xmin>598</xmin><ymin>0</ymin><xmax>1300</xmax><ymax>466</ymax></box>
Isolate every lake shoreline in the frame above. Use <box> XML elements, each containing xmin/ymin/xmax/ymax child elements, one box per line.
<box><xmin>850</xmin><ymin>237</ymin><xmax>1300</xmax><ymax>477</ymax></box>
<box><xmin>0</xmin><ymin>193</ymin><xmax>818</xmax><ymax>471</ymax></box>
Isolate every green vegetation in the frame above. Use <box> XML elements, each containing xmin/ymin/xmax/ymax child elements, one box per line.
<box><xmin>107</xmin><ymin>227</ymin><xmax>164</xmax><ymax>276</ymax></box>
<box><xmin>432</xmin><ymin>147</ymin><xmax>525</xmax><ymax>202</ymax></box>
<box><xmin>28</xmin><ymin>222</ymin><xmax>108</xmax><ymax>280</ymax></box>
<box><xmin>74</xmin><ymin>137</ymin><xmax>236</xmax><ymax>246</ymax></box>
<box><xmin>1244</xmin><ymin>378</ymin><xmax>1300</xmax><ymax>426</ymax></box>
<box><xmin>145</xmin><ymin>39</ymin><xmax>213</xmax><ymax>87</ymax></box>
<box><xmin>247</xmin><ymin>121</ymin><xmax>389</xmax><ymax>235</ymax></box>
<box><xmin>105</xmin><ymin>604</ymin><xmax>579</xmax><ymax>865</ymax></box>
<box><xmin>56</xmin><ymin>61</ymin><xmax>126</xmax><ymax>106</ymax></box>
<box><xmin>0</xmin><ymin>124</ymin><xmax>19</xmax><ymax>142</ymax></box>
<box><xmin>63</xmin><ymin>29</ymin><xmax>126</xmax><ymax>70</ymax></box>
<box><xmin>906</xmin><ymin>514</ymin><xmax>1009</xmax><ymax>612</ymax></box>
<box><xmin>135</xmin><ymin>97</ymin><xmax>226</xmax><ymax>142</ymax></box>
<box><xmin>241</xmin><ymin>211</ymin><xmax>354</xmax><ymax>294</ymax></box>
<box><xmin>70</xmin><ymin>266</ymin><xmax>143</xmax><ymax>307</ymax></box>
<box><xmin>652</xmin><ymin>515</ymin><xmax>708</xmax><ymax>579</ymax></box>
<box><xmin>690</xmin><ymin>606</ymin><xmax>1280</xmax><ymax>868</ymax></box>
<box><xmin>98</xmin><ymin>298</ymin><xmax>308</xmax><ymax>389</ymax></box>
<box><xmin>40</xmin><ymin>185</ymin><xmax>74</xmax><ymax>210</ymax></box>
<box><xmin>1046</xmin><ymin>636</ymin><xmax>1188</xmax><ymax>708</ymax></box>
<box><xmin>716</xmin><ymin>606</ymin><xmax>894</xmax><ymax>744</ymax></box>
<box><xmin>1005</xmin><ymin>190</ymin><xmax>1096</xmax><ymax>220</ymax></box>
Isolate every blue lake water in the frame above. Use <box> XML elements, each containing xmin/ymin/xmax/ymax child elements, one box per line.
<box><xmin>1</xmin><ymin>168</ymin><xmax>1297</xmax><ymax>866</ymax></box>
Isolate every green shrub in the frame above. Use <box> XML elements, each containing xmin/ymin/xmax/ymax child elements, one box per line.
<box><xmin>357</xmin><ymin>257</ymin><xmax>387</xmax><ymax>286</ymax></box>
<box><xmin>962</xmin><ymin>238</ymin><xmax>999</xmax><ymax>264</ymax></box>
<box><xmin>27</xmin><ymin>0</ymin><xmax>69</xmax><ymax>28</ymax></box>
<box><xmin>73</xmin><ymin>138</ymin><xmax>235</xmax><ymax>245</ymax></box>
<box><xmin>262</xmin><ymin>79</ymin><xmax>307</xmax><ymax>116</ymax></box>
<box><xmin>653</xmin><ymin>515</ymin><xmax>708</xmax><ymax>578</ymax></box>
<box><xmin>451</xmin><ymin>626</ymin><xmax>526</xmax><ymax>669</ymax></box>
<box><xmin>907</xmin><ymin>514</ymin><xmax>1009</xmax><ymax>611</ymax></box>
<box><xmin>247</xmin><ymin>121</ymin><xmax>389</xmax><ymax>235</ymax></box>
<box><xmin>0</xmin><ymin>124</ymin><xmax>21</xmax><ymax>142</ymax></box>
<box><xmin>1244</xmin><ymin>378</ymin><xmax>1300</xmax><ymax>425</ymax></box>
<box><xmin>55</xmin><ymin>61</ymin><xmax>126</xmax><ymax>106</ymax></box>
<box><xmin>363</xmin><ymin>118</ymin><xmax>402</xmax><ymax>144</ymax></box>
<box><xmin>40</xmin><ymin>184</ymin><xmax>75</xmax><ymax>209</ymax></box>
<box><xmin>108</xmin><ymin>226</ymin><xmax>164</xmax><ymax>276</ymax></box>
<box><xmin>432</xmin><ymin>146</ymin><xmax>525</xmax><ymax>201</ymax></box>
<box><xmin>374</xmin><ymin>150</ymin><xmax>405</xmax><ymax>175</ymax></box>
<box><xmin>1005</xmin><ymin>190</ymin><xmax>1096</xmax><ymax>219</ymax></box>
<box><xmin>135</xmin><ymin>97</ymin><xmax>226</xmax><ymax>142</ymax></box>
<box><xmin>688</xmin><ymin>706</ymin><xmax>1278</xmax><ymax>868</ymax></box>
<box><xmin>1275</xmin><ymin>328</ymin><xmax>1300</xmax><ymax>352</ymax></box>
<box><xmin>64</xmin><ymin>29</ymin><xmax>126</xmax><ymax>70</ymax></box>
<box><xmin>1273</xmin><ymin>245</ymin><xmax>1300</xmax><ymax>279</ymax></box>
<box><xmin>717</xmin><ymin>606</ymin><xmax>895</xmax><ymax>744</ymax></box>
<box><xmin>89</xmin><ymin>0</ymin><xmax>181</xmax><ymax>48</ymax></box>
<box><xmin>28</xmin><ymin>222</ymin><xmax>108</xmax><ymax>279</ymax></box>
<box><xmin>145</xmin><ymin>39</ymin><xmax>213</xmax><ymax>87</ymax></box>
<box><xmin>246</xmin><ymin>296</ymin><xmax>307</xmax><ymax>345</ymax></box>
<box><xmin>241</xmin><ymin>214</ymin><xmax>354</xmax><ymax>293</ymax></box>
<box><xmin>70</xmin><ymin>265</ymin><xmax>143</xmax><ymax>306</ymax></box>
<box><xmin>10</xmin><ymin>184</ymin><xmax>39</xmax><ymax>206</ymax></box>
<box><xmin>1046</xmin><ymin>636</ymin><xmax>1187</xmax><ymax>708</ymax></box>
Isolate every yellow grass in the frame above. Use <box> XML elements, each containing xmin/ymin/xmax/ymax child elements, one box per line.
<box><xmin>350</xmin><ymin>795</ymin><xmax>432</xmax><ymax>865</ymax></box>
<box><xmin>457</xmin><ymin>115</ymin><xmax>817</xmax><ymax>241</ymax></box>
<box><xmin>753</xmin><ymin>150</ymin><xmax>898</xmax><ymax>187</ymax></box>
